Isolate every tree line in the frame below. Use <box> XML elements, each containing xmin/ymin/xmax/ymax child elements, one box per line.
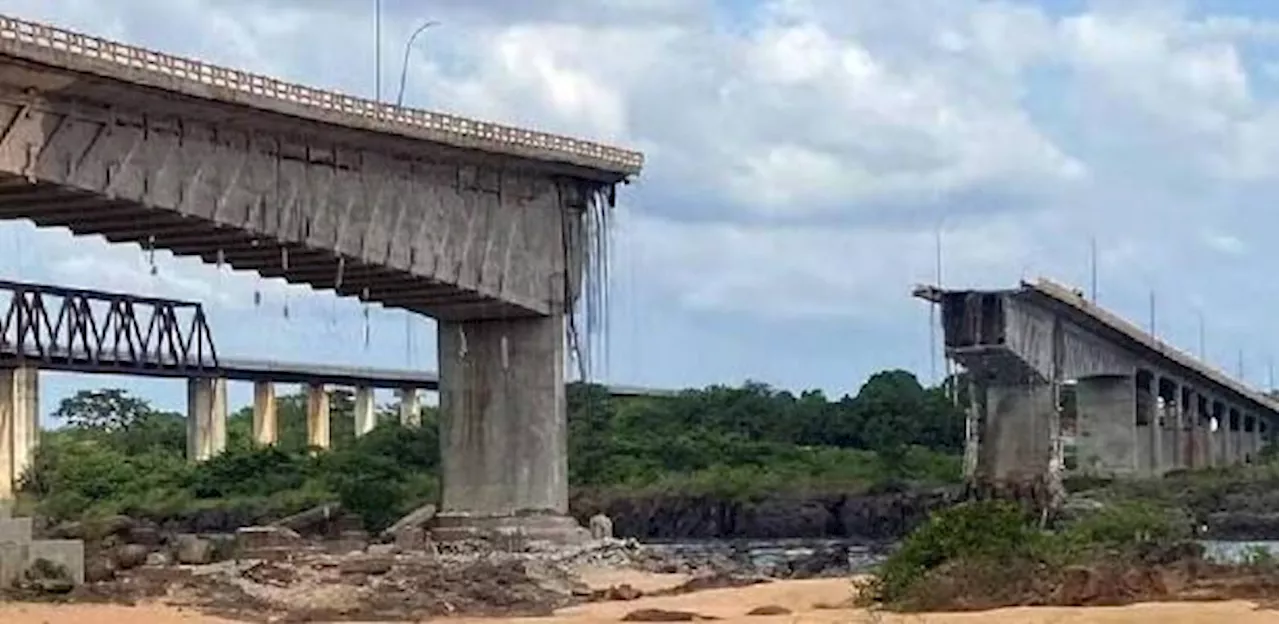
<box><xmin>24</xmin><ymin>369</ymin><xmax>964</xmax><ymax>530</ymax></box>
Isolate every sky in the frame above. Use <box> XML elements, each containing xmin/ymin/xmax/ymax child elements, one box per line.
<box><xmin>0</xmin><ymin>0</ymin><xmax>1275</xmax><ymax>418</ymax></box>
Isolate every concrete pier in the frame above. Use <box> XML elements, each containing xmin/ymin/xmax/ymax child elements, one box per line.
<box><xmin>435</xmin><ymin>315</ymin><xmax>586</xmax><ymax>543</ymax></box>
<box><xmin>0</xmin><ymin>366</ymin><xmax>38</xmax><ymax>499</ymax></box>
<box><xmin>976</xmin><ymin>383</ymin><xmax>1055</xmax><ymax>483</ymax></box>
<box><xmin>252</xmin><ymin>381</ymin><xmax>278</xmax><ymax>446</ymax></box>
<box><xmin>306</xmin><ymin>384</ymin><xmax>330</xmax><ymax>451</ymax></box>
<box><xmin>186</xmin><ymin>377</ymin><xmax>227</xmax><ymax>462</ymax></box>
<box><xmin>398</xmin><ymin>387</ymin><xmax>421</xmax><ymax>427</ymax></box>
<box><xmin>354</xmin><ymin>386</ymin><xmax>377</xmax><ymax>437</ymax></box>
<box><xmin>1074</xmin><ymin>375</ymin><xmax>1137</xmax><ymax>477</ymax></box>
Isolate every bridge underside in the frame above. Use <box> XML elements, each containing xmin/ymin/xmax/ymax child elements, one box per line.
<box><xmin>0</xmin><ymin>57</ymin><xmax>618</xmax><ymax>321</ymax></box>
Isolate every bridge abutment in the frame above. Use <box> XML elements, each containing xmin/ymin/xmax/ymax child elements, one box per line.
<box><xmin>434</xmin><ymin>314</ymin><xmax>587</xmax><ymax>544</ymax></box>
<box><xmin>186</xmin><ymin>377</ymin><xmax>227</xmax><ymax>462</ymax></box>
<box><xmin>0</xmin><ymin>366</ymin><xmax>38</xmax><ymax>499</ymax></box>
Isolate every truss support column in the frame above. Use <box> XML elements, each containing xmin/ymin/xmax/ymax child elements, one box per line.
<box><xmin>397</xmin><ymin>387</ymin><xmax>421</xmax><ymax>427</ymax></box>
<box><xmin>306</xmin><ymin>383</ymin><xmax>330</xmax><ymax>451</ymax></box>
<box><xmin>434</xmin><ymin>314</ymin><xmax>587</xmax><ymax>544</ymax></box>
<box><xmin>252</xmin><ymin>381</ymin><xmax>278</xmax><ymax>446</ymax></box>
<box><xmin>354</xmin><ymin>386</ymin><xmax>377</xmax><ymax>437</ymax></box>
<box><xmin>186</xmin><ymin>377</ymin><xmax>227</xmax><ymax>462</ymax></box>
<box><xmin>0</xmin><ymin>366</ymin><xmax>39</xmax><ymax>500</ymax></box>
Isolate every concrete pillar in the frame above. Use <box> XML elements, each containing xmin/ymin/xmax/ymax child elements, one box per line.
<box><xmin>1168</xmin><ymin>382</ymin><xmax>1183</xmax><ymax>470</ymax></box>
<box><xmin>1074</xmin><ymin>374</ymin><xmax>1137</xmax><ymax>477</ymax></box>
<box><xmin>0</xmin><ymin>366</ymin><xmax>38</xmax><ymax>499</ymax></box>
<box><xmin>1243</xmin><ymin>415</ymin><xmax>1257</xmax><ymax>462</ymax></box>
<box><xmin>435</xmin><ymin>315</ymin><xmax>586</xmax><ymax>542</ymax></box>
<box><xmin>306</xmin><ymin>383</ymin><xmax>330</xmax><ymax>451</ymax></box>
<box><xmin>397</xmin><ymin>387</ymin><xmax>421</xmax><ymax>427</ymax></box>
<box><xmin>186</xmin><ymin>377</ymin><xmax>227</xmax><ymax>462</ymax></box>
<box><xmin>1214</xmin><ymin>402</ymin><xmax>1228</xmax><ymax>466</ymax></box>
<box><xmin>975</xmin><ymin>382</ymin><xmax>1055</xmax><ymax>484</ymax></box>
<box><xmin>962</xmin><ymin>381</ymin><xmax>981</xmax><ymax>480</ymax></box>
<box><xmin>252</xmin><ymin>381</ymin><xmax>278</xmax><ymax>446</ymax></box>
<box><xmin>1146</xmin><ymin>378</ymin><xmax>1167</xmax><ymax>475</ymax></box>
<box><xmin>1228</xmin><ymin>409</ymin><xmax>1242</xmax><ymax>465</ymax></box>
<box><xmin>354</xmin><ymin>386</ymin><xmax>377</xmax><ymax>437</ymax></box>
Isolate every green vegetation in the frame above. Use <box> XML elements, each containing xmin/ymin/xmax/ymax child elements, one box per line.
<box><xmin>21</xmin><ymin>369</ymin><xmax>964</xmax><ymax>531</ymax></box>
<box><xmin>868</xmin><ymin>498</ymin><xmax>1197</xmax><ymax>610</ymax></box>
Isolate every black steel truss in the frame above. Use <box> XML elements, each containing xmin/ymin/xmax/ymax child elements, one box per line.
<box><xmin>0</xmin><ymin>278</ymin><xmax>218</xmax><ymax>373</ymax></box>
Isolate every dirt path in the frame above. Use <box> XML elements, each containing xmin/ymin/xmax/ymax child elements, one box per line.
<box><xmin>2</xmin><ymin>576</ymin><xmax>1275</xmax><ymax>624</ymax></box>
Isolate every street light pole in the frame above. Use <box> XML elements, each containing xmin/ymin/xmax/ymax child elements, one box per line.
<box><xmin>396</xmin><ymin>20</ymin><xmax>440</xmax><ymax>106</ymax></box>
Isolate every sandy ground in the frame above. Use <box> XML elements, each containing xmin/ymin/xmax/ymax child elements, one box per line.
<box><xmin>1</xmin><ymin>572</ymin><xmax>1275</xmax><ymax>624</ymax></box>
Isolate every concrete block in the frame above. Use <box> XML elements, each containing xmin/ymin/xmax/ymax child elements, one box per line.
<box><xmin>29</xmin><ymin>539</ymin><xmax>84</xmax><ymax>585</ymax></box>
<box><xmin>0</xmin><ymin>541</ymin><xmax>28</xmax><ymax>587</ymax></box>
<box><xmin>0</xmin><ymin>516</ymin><xmax>33</xmax><ymax>545</ymax></box>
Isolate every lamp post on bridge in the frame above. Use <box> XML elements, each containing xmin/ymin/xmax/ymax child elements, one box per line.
<box><xmin>397</xmin><ymin>20</ymin><xmax>440</xmax><ymax>107</ymax></box>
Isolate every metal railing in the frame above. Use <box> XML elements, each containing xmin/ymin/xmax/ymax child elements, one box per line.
<box><xmin>0</xmin><ymin>14</ymin><xmax>644</xmax><ymax>175</ymax></box>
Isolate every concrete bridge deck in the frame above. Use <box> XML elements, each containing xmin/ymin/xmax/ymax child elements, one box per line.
<box><xmin>917</xmin><ymin>277</ymin><xmax>1277</xmax><ymax>484</ymax></box>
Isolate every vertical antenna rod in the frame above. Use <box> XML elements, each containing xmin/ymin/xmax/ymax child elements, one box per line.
<box><xmin>375</xmin><ymin>0</ymin><xmax>382</xmax><ymax>110</ymax></box>
<box><xmin>1089</xmin><ymin>236</ymin><xmax>1097</xmax><ymax>303</ymax></box>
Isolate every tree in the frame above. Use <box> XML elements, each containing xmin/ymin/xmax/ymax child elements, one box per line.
<box><xmin>53</xmin><ymin>388</ymin><xmax>156</xmax><ymax>432</ymax></box>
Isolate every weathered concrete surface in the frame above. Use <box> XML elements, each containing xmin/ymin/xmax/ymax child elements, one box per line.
<box><xmin>978</xmin><ymin>383</ymin><xmax>1055</xmax><ymax>483</ymax></box>
<box><xmin>0</xmin><ymin>366</ymin><xmax>37</xmax><ymax>498</ymax></box>
<box><xmin>398</xmin><ymin>387</ymin><xmax>422</xmax><ymax>427</ymax></box>
<box><xmin>436</xmin><ymin>314</ymin><xmax>585</xmax><ymax>542</ymax></box>
<box><xmin>1075</xmin><ymin>375</ymin><xmax>1137</xmax><ymax>477</ymax></box>
<box><xmin>354</xmin><ymin>386</ymin><xmax>376</xmax><ymax>437</ymax></box>
<box><xmin>306</xmin><ymin>384</ymin><xmax>330</xmax><ymax>451</ymax></box>
<box><xmin>0</xmin><ymin>514</ymin><xmax>83</xmax><ymax>588</ymax></box>
<box><xmin>186</xmin><ymin>377</ymin><xmax>227</xmax><ymax>462</ymax></box>
<box><xmin>252</xmin><ymin>380</ymin><xmax>278</xmax><ymax>445</ymax></box>
<box><xmin>0</xmin><ymin>15</ymin><xmax>642</xmax><ymax>321</ymax></box>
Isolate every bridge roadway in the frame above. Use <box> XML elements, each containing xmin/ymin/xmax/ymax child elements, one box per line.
<box><xmin>0</xmin><ymin>13</ymin><xmax>646</xmax><ymax>540</ymax></box>
<box><xmin>916</xmin><ymin>277</ymin><xmax>1278</xmax><ymax>488</ymax></box>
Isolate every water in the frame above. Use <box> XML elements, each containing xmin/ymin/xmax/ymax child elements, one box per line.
<box><xmin>1201</xmin><ymin>540</ymin><xmax>1279</xmax><ymax>563</ymax></box>
<box><xmin>642</xmin><ymin>538</ymin><xmax>1280</xmax><ymax>574</ymax></box>
<box><xmin>643</xmin><ymin>538</ymin><xmax>891</xmax><ymax>575</ymax></box>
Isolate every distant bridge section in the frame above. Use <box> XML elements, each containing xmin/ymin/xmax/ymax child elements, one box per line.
<box><xmin>916</xmin><ymin>277</ymin><xmax>1277</xmax><ymax>486</ymax></box>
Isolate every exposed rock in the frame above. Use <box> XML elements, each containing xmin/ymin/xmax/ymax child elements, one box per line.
<box><xmin>622</xmin><ymin>608</ymin><xmax>717</xmax><ymax>621</ymax></box>
<box><xmin>145</xmin><ymin>551</ymin><xmax>172</xmax><ymax>567</ymax></box>
<box><xmin>236</xmin><ymin>525</ymin><xmax>304</xmax><ymax>553</ymax></box>
<box><xmin>23</xmin><ymin>557</ymin><xmax>75</xmax><ymax>594</ymax></box>
<box><xmin>605</xmin><ymin>583</ymin><xmax>642</xmax><ymax>601</ymax></box>
<box><xmin>174</xmin><ymin>534</ymin><xmax>214</xmax><ymax>565</ymax></box>
<box><xmin>380</xmin><ymin>503</ymin><xmax>436</xmax><ymax>542</ymax></box>
<box><xmin>111</xmin><ymin>544</ymin><xmax>150</xmax><ymax>571</ymax></box>
<box><xmin>746</xmin><ymin>605</ymin><xmax>791</xmax><ymax>616</ymax></box>
<box><xmin>270</xmin><ymin>503</ymin><xmax>343</xmax><ymax>535</ymax></box>
<box><xmin>590</xmin><ymin>513</ymin><xmax>614</xmax><ymax>540</ymax></box>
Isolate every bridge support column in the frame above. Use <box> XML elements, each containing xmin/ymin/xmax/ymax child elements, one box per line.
<box><xmin>1074</xmin><ymin>375</ymin><xmax>1137</xmax><ymax>477</ymax></box>
<box><xmin>354</xmin><ymin>386</ymin><xmax>377</xmax><ymax>437</ymax></box>
<box><xmin>306</xmin><ymin>384</ymin><xmax>330</xmax><ymax>451</ymax></box>
<box><xmin>187</xmin><ymin>377</ymin><xmax>227</xmax><ymax>462</ymax></box>
<box><xmin>252</xmin><ymin>381</ymin><xmax>278</xmax><ymax>446</ymax></box>
<box><xmin>0</xmin><ymin>366</ymin><xmax>38</xmax><ymax>499</ymax></box>
<box><xmin>434</xmin><ymin>314</ymin><xmax>586</xmax><ymax>544</ymax></box>
<box><xmin>397</xmin><ymin>388</ymin><xmax>421</xmax><ymax>427</ymax></box>
<box><xmin>976</xmin><ymin>382</ymin><xmax>1055</xmax><ymax>485</ymax></box>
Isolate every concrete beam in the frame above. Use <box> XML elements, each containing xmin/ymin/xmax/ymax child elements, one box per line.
<box><xmin>252</xmin><ymin>381</ymin><xmax>278</xmax><ymax>446</ymax></box>
<box><xmin>186</xmin><ymin>377</ymin><xmax>227</xmax><ymax>462</ymax></box>
<box><xmin>306</xmin><ymin>384</ymin><xmax>330</xmax><ymax>451</ymax></box>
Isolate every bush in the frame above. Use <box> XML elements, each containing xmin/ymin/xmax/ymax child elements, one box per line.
<box><xmin>875</xmin><ymin>500</ymin><xmax>1042</xmax><ymax>602</ymax></box>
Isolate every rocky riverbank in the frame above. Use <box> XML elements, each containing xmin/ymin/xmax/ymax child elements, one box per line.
<box><xmin>571</xmin><ymin>486</ymin><xmax>962</xmax><ymax>540</ymax></box>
